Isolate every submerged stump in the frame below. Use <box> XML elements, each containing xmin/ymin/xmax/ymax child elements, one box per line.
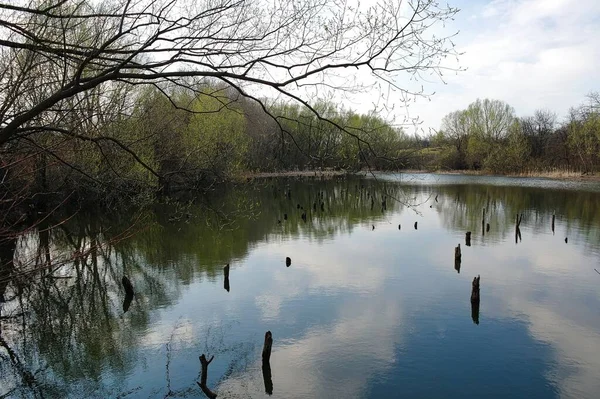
<box><xmin>470</xmin><ymin>275</ymin><xmax>480</xmax><ymax>304</ymax></box>
<box><xmin>262</xmin><ymin>356</ymin><xmax>273</xmax><ymax>395</ymax></box>
<box><xmin>224</xmin><ymin>264</ymin><xmax>230</xmax><ymax>292</ymax></box>
<box><xmin>285</xmin><ymin>257</ymin><xmax>291</xmax><ymax>267</ymax></box>
<box><xmin>471</xmin><ymin>300</ymin><xmax>480</xmax><ymax>325</ymax></box>
<box><xmin>262</xmin><ymin>331</ymin><xmax>273</xmax><ymax>363</ymax></box>
<box><xmin>122</xmin><ymin>276</ymin><xmax>134</xmax><ymax>297</ymax></box>
<box><xmin>465</xmin><ymin>231</ymin><xmax>471</xmax><ymax>247</ymax></box>
<box><xmin>198</xmin><ymin>354</ymin><xmax>217</xmax><ymax>399</ymax></box>
<box><xmin>123</xmin><ymin>292</ymin><xmax>133</xmax><ymax>313</ymax></box>
<box><xmin>454</xmin><ymin>244</ymin><xmax>461</xmax><ymax>274</ymax></box>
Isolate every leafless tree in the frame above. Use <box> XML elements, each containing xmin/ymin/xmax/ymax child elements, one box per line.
<box><xmin>521</xmin><ymin>109</ymin><xmax>556</xmax><ymax>159</ymax></box>
<box><xmin>0</xmin><ymin>0</ymin><xmax>460</xmax><ymax>165</ymax></box>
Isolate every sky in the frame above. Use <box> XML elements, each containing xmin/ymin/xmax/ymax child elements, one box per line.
<box><xmin>400</xmin><ymin>0</ymin><xmax>600</xmax><ymax>135</ymax></box>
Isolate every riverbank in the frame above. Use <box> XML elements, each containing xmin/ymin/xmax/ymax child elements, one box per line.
<box><xmin>244</xmin><ymin>168</ymin><xmax>600</xmax><ymax>182</ymax></box>
<box><xmin>398</xmin><ymin>169</ymin><xmax>600</xmax><ymax>182</ymax></box>
<box><xmin>243</xmin><ymin>170</ymin><xmax>350</xmax><ymax>179</ymax></box>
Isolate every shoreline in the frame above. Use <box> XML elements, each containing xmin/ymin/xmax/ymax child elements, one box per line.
<box><xmin>243</xmin><ymin>170</ymin><xmax>350</xmax><ymax>179</ymax></box>
<box><xmin>401</xmin><ymin>169</ymin><xmax>600</xmax><ymax>182</ymax></box>
<box><xmin>243</xmin><ymin>169</ymin><xmax>600</xmax><ymax>182</ymax></box>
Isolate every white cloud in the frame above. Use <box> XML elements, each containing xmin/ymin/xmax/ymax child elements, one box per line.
<box><xmin>406</xmin><ymin>0</ymin><xmax>600</xmax><ymax>133</ymax></box>
<box><xmin>218</xmin><ymin>297</ymin><xmax>405</xmax><ymax>398</ymax></box>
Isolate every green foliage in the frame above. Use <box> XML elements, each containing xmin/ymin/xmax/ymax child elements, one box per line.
<box><xmin>259</xmin><ymin>101</ymin><xmax>409</xmax><ymax>171</ymax></box>
<box><xmin>482</xmin><ymin>121</ymin><xmax>530</xmax><ymax>173</ymax></box>
<box><xmin>183</xmin><ymin>91</ymin><xmax>248</xmax><ymax>178</ymax></box>
<box><xmin>433</xmin><ymin>96</ymin><xmax>600</xmax><ymax>174</ymax></box>
<box><xmin>567</xmin><ymin>107</ymin><xmax>600</xmax><ymax>172</ymax></box>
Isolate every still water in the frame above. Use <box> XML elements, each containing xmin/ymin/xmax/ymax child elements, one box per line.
<box><xmin>1</xmin><ymin>173</ymin><xmax>600</xmax><ymax>398</ymax></box>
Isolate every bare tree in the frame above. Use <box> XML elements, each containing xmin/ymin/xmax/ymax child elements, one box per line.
<box><xmin>440</xmin><ymin>110</ymin><xmax>469</xmax><ymax>168</ymax></box>
<box><xmin>521</xmin><ymin>109</ymin><xmax>556</xmax><ymax>159</ymax></box>
<box><xmin>466</xmin><ymin>98</ymin><xmax>515</xmax><ymax>142</ymax></box>
<box><xmin>0</xmin><ymin>0</ymin><xmax>460</xmax><ymax>160</ymax></box>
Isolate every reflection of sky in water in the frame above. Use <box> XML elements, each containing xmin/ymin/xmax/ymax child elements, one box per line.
<box><xmin>3</xmin><ymin>175</ymin><xmax>600</xmax><ymax>398</ymax></box>
<box><xmin>114</xmin><ymin>178</ymin><xmax>600</xmax><ymax>399</ymax></box>
<box><xmin>379</xmin><ymin>172</ymin><xmax>600</xmax><ymax>192</ymax></box>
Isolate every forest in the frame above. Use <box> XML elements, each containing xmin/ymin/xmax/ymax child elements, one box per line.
<box><xmin>3</xmin><ymin>82</ymin><xmax>599</xmax><ymax>209</ymax></box>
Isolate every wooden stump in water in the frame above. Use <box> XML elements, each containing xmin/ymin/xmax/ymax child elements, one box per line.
<box><xmin>470</xmin><ymin>275</ymin><xmax>480</xmax><ymax>304</ymax></box>
<box><xmin>465</xmin><ymin>231</ymin><xmax>471</xmax><ymax>247</ymax></box>
<box><xmin>414</xmin><ymin>222</ymin><xmax>418</xmax><ymax>230</ymax></box>
<box><xmin>121</xmin><ymin>276</ymin><xmax>134</xmax><ymax>312</ymax></box>
<box><xmin>454</xmin><ymin>258</ymin><xmax>461</xmax><ymax>274</ymax></box>
<box><xmin>552</xmin><ymin>212</ymin><xmax>555</xmax><ymax>234</ymax></box>
<box><xmin>454</xmin><ymin>244</ymin><xmax>461</xmax><ymax>274</ymax></box>
<box><xmin>262</xmin><ymin>331</ymin><xmax>273</xmax><ymax>363</ymax></box>
<box><xmin>123</xmin><ymin>292</ymin><xmax>133</xmax><ymax>313</ymax></box>
<box><xmin>515</xmin><ymin>213</ymin><xmax>523</xmax><ymax>244</ymax></box>
<box><xmin>223</xmin><ymin>264</ymin><xmax>230</xmax><ymax>292</ymax></box>
<box><xmin>286</xmin><ymin>257</ymin><xmax>291</xmax><ymax>267</ymax></box>
<box><xmin>471</xmin><ymin>300</ymin><xmax>480</xmax><ymax>325</ymax></box>
<box><xmin>516</xmin><ymin>213</ymin><xmax>523</xmax><ymax>229</ymax></box>
<box><xmin>198</xmin><ymin>354</ymin><xmax>217</xmax><ymax>399</ymax></box>
<box><xmin>398</xmin><ymin>224</ymin><xmax>401</xmax><ymax>230</ymax></box>
<box><xmin>262</xmin><ymin>356</ymin><xmax>273</xmax><ymax>395</ymax></box>
<box><xmin>565</xmin><ymin>237</ymin><xmax>568</xmax><ymax>243</ymax></box>
<box><xmin>122</xmin><ymin>276</ymin><xmax>134</xmax><ymax>297</ymax></box>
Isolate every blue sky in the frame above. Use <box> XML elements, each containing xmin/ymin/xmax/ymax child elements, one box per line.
<box><xmin>403</xmin><ymin>0</ymin><xmax>600</xmax><ymax>134</ymax></box>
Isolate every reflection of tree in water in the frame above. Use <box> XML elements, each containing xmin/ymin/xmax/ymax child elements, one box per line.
<box><xmin>0</xmin><ymin>176</ymin><xmax>414</xmax><ymax>397</ymax></box>
<box><xmin>0</xmin><ymin>214</ymin><xmax>179</xmax><ymax>398</ymax></box>
<box><xmin>129</xmin><ymin>177</ymin><xmax>414</xmax><ymax>282</ymax></box>
<box><xmin>148</xmin><ymin>321</ymin><xmax>256</xmax><ymax>399</ymax></box>
<box><xmin>433</xmin><ymin>184</ymin><xmax>600</xmax><ymax>248</ymax></box>
<box><xmin>4</xmin><ymin>176</ymin><xmax>600</xmax><ymax>397</ymax></box>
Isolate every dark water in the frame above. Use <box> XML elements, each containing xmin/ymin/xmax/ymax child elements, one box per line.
<box><xmin>2</xmin><ymin>173</ymin><xmax>600</xmax><ymax>399</ymax></box>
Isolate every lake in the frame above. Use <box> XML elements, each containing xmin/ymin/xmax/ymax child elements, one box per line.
<box><xmin>1</xmin><ymin>173</ymin><xmax>600</xmax><ymax>398</ymax></box>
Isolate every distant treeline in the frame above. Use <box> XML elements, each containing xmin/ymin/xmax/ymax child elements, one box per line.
<box><xmin>423</xmin><ymin>94</ymin><xmax>600</xmax><ymax>174</ymax></box>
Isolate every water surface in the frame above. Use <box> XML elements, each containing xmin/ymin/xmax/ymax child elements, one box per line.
<box><xmin>1</xmin><ymin>173</ymin><xmax>600</xmax><ymax>398</ymax></box>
